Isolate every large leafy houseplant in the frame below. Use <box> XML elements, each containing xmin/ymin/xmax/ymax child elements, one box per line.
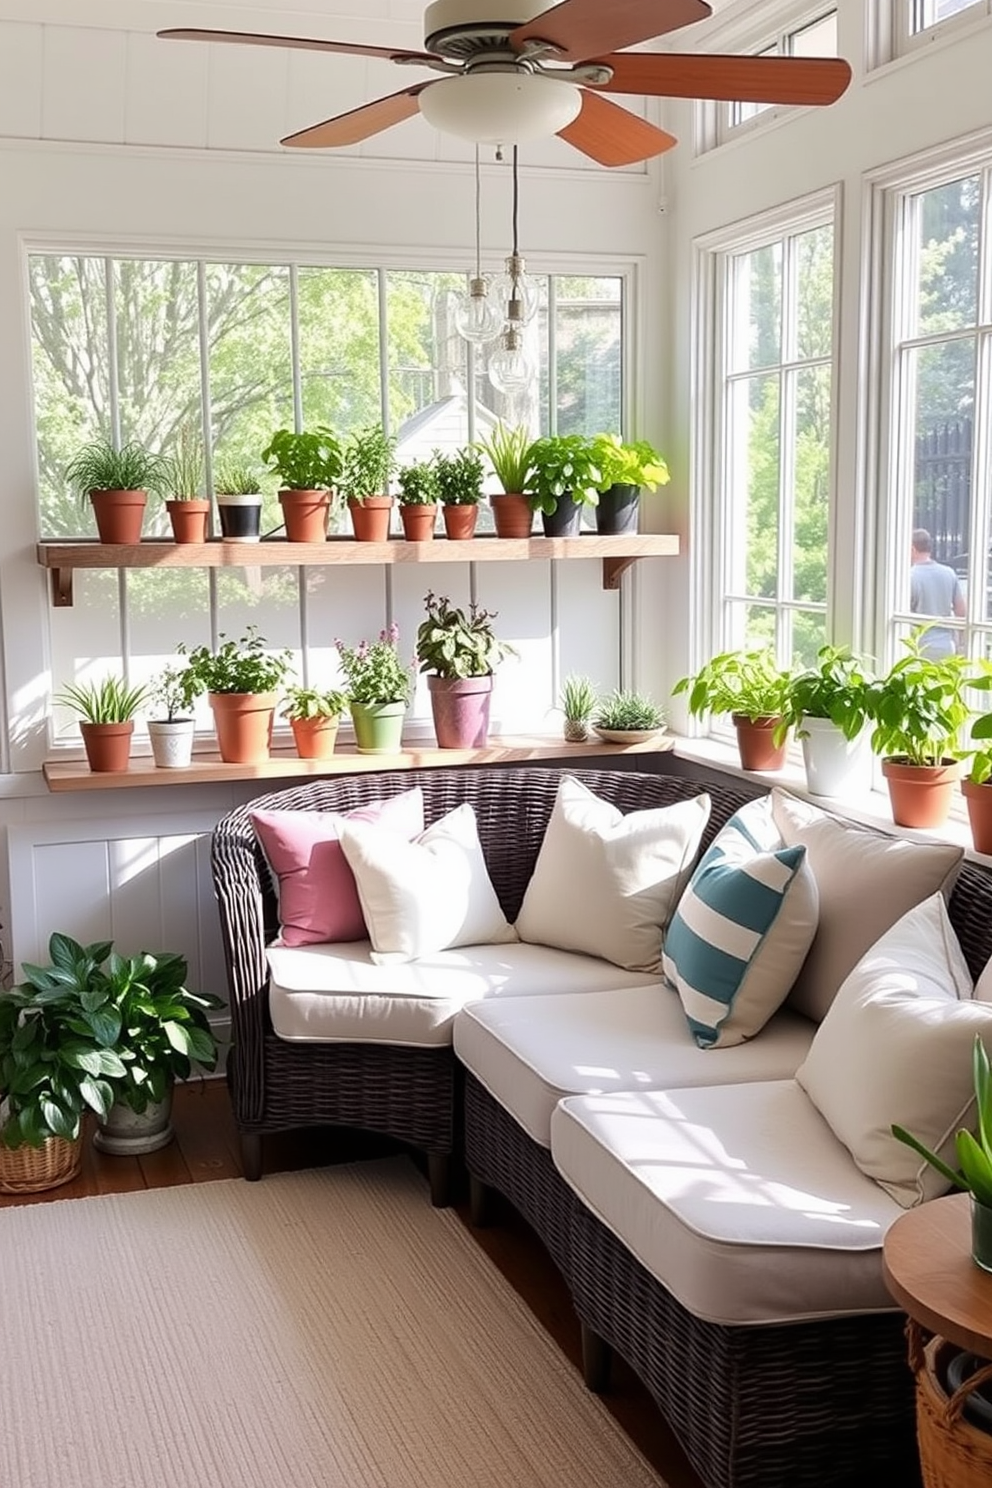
<box><xmin>260</xmin><ymin>426</ymin><xmax>343</xmax><ymax>490</ymax></box>
<box><xmin>591</xmin><ymin>434</ymin><xmax>670</xmax><ymax>493</ymax></box>
<box><xmin>416</xmin><ymin>592</ymin><xmax>516</xmax><ymax>679</ymax></box>
<box><xmin>864</xmin><ymin>631</ymin><xmax>982</xmax><ymax>767</ymax></box>
<box><xmin>780</xmin><ymin>645</ymin><xmax>874</xmax><ymax>742</ymax></box>
<box><xmin>525</xmin><ymin>434</ymin><xmax>603</xmax><ymax>515</ymax></box>
<box><xmin>673</xmin><ymin>649</ymin><xmax>792</xmax><ymax>771</ymax></box>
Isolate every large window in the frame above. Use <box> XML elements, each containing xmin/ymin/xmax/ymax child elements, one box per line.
<box><xmin>700</xmin><ymin>198</ymin><xmax>837</xmax><ymax>682</ymax></box>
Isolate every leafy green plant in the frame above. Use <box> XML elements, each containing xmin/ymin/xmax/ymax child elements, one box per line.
<box><xmin>781</xmin><ymin>645</ymin><xmax>875</xmax><ymax>743</ymax></box>
<box><xmin>64</xmin><ymin>438</ymin><xmax>170</xmax><ymax>505</ymax></box>
<box><xmin>525</xmin><ymin>434</ymin><xmax>603</xmax><ymax>514</ymax></box>
<box><xmin>673</xmin><ymin>650</ymin><xmax>792</xmax><ymax>722</ymax></box>
<box><xmin>56</xmin><ymin>675</ymin><xmax>150</xmax><ymax>723</ymax></box>
<box><xmin>415</xmin><ymin>591</ymin><xmax>516</xmax><ymax>680</ymax></box>
<box><xmin>213</xmin><ymin>456</ymin><xmax>264</xmax><ymax>495</ymax></box>
<box><xmin>433</xmin><ymin>448</ymin><xmax>485</xmax><ymax>506</ymax></box>
<box><xmin>560</xmin><ymin>674</ymin><xmax>599</xmax><ymax>723</ymax></box>
<box><xmin>339</xmin><ymin>424</ymin><xmax>397</xmax><ymax>503</ymax></box>
<box><xmin>281</xmin><ymin>685</ymin><xmax>349</xmax><ymax>722</ymax></box>
<box><xmin>864</xmin><ymin>630</ymin><xmax>987</xmax><ymax>767</ymax></box>
<box><xmin>591</xmin><ymin>434</ymin><xmax>670</xmax><ymax>492</ymax></box>
<box><xmin>474</xmin><ymin>424</ymin><xmax>533</xmax><ymax>493</ymax></box>
<box><xmin>0</xmin><ymin>934</ymin><xmax>125</xmax><ymax>1148</ymax></box>
<box><xmin>892</xmin><ymin>1035</ymin><xmax>992</xmax><ymax>1206</ymax></box>
<box><xmin>166</xmin><ymin>423</ymin><xmax>205</xmax><ymax>500</ymax></box>
<box><xmin>334</xmin><ymin>624</ymin><xmax>412</xmax><ymax>704</ymax></box>
<box><xmin>178</xmin><ymin>626</ymin><xmax>293</xmax><ymax>696</ymax></box>
<box><xmin>149</xmin><ymin>661</ymin><xmax>203</xmax><ymax>722</ymax></box>
<box><xmin>594</xmin><ymin>689</ymin><xmax>666</xmax><ymax>731</ymax></box>
<box><xmin>396</xmin><ymin>460</ymin><xmax>440</xmax><ymax>507</ymax></box>
<box><xmin>260</xmin><ymin>427</ymin><xmax>343</xmax><ymax>490</ymax></box>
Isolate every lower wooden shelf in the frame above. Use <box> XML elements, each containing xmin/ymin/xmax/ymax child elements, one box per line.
<box><xmin>42</xmin><ymin>733</ymin><xmax>674</xmax><ymax>792</ymax></box>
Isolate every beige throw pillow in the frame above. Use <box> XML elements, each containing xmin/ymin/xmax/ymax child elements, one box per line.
<box><xmin>770</xmin><ymin>788</ymin><xmax>964</xmax><ymax>1022</ymax></box>
<box><xmin>796</xmin><ymin>893</ymin><xmax>992</xmax><ymax>1207</ymax></box>
<box><xmin>515</xmin><ymin>775</ymin><xmax>711</xmax><ymax>973</ymax></box>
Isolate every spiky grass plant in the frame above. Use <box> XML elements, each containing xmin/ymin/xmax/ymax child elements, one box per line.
<box><xmin>56</xmin><ymin>675</ymin><xmax>150</xmax><ymax>723</ymax></box>
<box><xmin>64</xmin><ymin>439</ymin><xmax>170</xmax><ymax>504</ymax></box>
<box><xmin>594</xmin><ymin>689</ymin><xmax>666</xmax><ymax>732</ymax></box>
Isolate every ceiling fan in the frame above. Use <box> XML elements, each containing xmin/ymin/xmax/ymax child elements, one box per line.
<box><xmin>159</xmin><ymin>0</ymin><xmax>852</xmax><ymax>168</ymax></box>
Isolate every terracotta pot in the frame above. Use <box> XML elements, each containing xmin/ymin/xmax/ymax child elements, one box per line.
<box><xmin>427</xmin><ymin>674</ymin><xmax>494</xmax><ymax>749</ymax></box>
<box><xmin>347</xmin><ymin>496</ymin><xmax>393</xmax><ymax>542</ymax></box>
<box><xmin>208</xmin><ymin>691</ymin><xmax>277</xmax><ymax>764</ymax></box>
<box><xmin>399</xmin><ymin>503</ymin><xmax>437</xmax><ymax>542</ymax></box>
<box><xmin>442</xmin><ymin>504</ymin><xmax>478</xmax><ymax>540</ymax></box>
<box><xmin>80</xmin><ymin>720</ymin><xmax>134</xmax><ymax>773</ymax></box>
<box><xmin>881</xmin><ymin>757</ymin><xmax>959</xmax><ymax>829</ymax></box>
<box><xmin>490</xmin><ymin>492</ymin><xmax>534</xmax><ymax>538</ymax></box>
<box><xmin>90</xmin><ymin>488</ymin><xmax>147</xmax><ymax>545</ymax></box>
<box><xmin>963</xmin><ymin>778</ymin><xmax>992</xmax><ymax>855</ymax></box>
<box><xmin>732</xmin><ymin>714</ymin><xmax>788</xmax><ymax>771</ymax></box>
<box><xmin>166</xmin><ymin>499</ymin><xmax>210</xmax><ymax>544</ymax></box>
<box><xmin>279</xmin><ymin>488</ymin><xmax>331</xmax><ymax>543</ymax></box>
<box><xmin>290</xmin><ymin>714</ymin><xmax>340</xmax><ymax>760</ymax></box>
<box><xmin>595</xmin><ymin>484</ymin><xmax>641</xmax><ymax>534</ymax></box>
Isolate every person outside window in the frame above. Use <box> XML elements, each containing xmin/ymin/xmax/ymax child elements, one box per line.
<box><xmin>910</xmin><ymin>528</ymin><xmax>966</xmax><ymax>659</ymax></box>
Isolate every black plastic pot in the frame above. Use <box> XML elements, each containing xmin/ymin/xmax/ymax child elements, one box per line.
<box><xmin>541</xmin><ymin>497</ymin><xmax>582</xmax><ymax>537</ymax></box>
<box><xmin>217</xmin><ymin>493</ymin><xmax>262</xmax><ymax>542</ymax></box>
<box><xmin>595</xmin><ymin>483</ymin><xmax>641</xmax><ymax>534</ymax></box>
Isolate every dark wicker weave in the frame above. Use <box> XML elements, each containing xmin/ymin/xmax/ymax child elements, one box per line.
<box><xmin>210</xmin><ymin>763</ymin><xmax>731</xmax><ymax>1197</ymax></box>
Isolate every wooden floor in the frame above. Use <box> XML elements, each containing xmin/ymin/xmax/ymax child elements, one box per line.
<box><xmin>0</xmin><ymin>1078</ymin><xmax>703</xmax><ymax>1488</ymax></box>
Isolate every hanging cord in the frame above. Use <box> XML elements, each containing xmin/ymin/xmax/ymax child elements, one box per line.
<box><xmin>474</xmin><ymin>144</ymin><xmax>483</xmax><ymax>278</ymax></box>
<box><xmin>512</xmin><ymin>145</ymin><xmax>520</xmax><ymax>257</ymax></box>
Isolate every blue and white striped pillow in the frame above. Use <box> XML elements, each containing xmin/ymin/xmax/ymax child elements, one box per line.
<box><xmin>663</xmin><ymin>797</ymin><xmax>819</xmax><ymax>1049</ymax></box>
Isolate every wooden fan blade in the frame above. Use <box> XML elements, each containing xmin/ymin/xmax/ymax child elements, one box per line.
<box><xmin>282</xmin><ymin>86</ymin><xmax>428</xmax><ymax>148</ymax></box>
<box><xmin>558</xmin><ymin>90</ymin><xmax>677</xmax><ymax>166</ymax></box>
<box><xmin>596</xmin><ymin>51</ymin><xmax>853</xmax><ymax>105</ymax></box>
<box><xmin>157</xmin><ymin>28</ymin><xmax>434</xmax><ymax>67</ymax></box>
<box><xmin>512</xmin><ymin>0</ymin><xmax>711</xmax><ymax>64</ymax></box>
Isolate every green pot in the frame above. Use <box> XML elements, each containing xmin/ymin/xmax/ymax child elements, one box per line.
<box><xmin>350</xmin><ymin>700</ymin><xmax>406</xmax><ymax>754</ymax></box>
<box><xmin>972</xmin><ymin>1196</ymin><xmax>992</xmax><ymax>1273</ymax></box>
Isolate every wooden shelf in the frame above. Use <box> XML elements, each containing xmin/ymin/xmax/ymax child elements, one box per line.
<box><xmin>36</xmin><ymin>533</ymin><xmax>679</xmax><ymax>605</ymax></box>
<box><xmin>42</xmin><ymin>733</ymin><xmax>674</xmax><ymax>792</ymax></box>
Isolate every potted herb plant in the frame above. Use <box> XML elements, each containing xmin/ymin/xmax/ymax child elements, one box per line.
<box><xmin>434</xmin><ymin>448</ymin><xmax>485</xmax><ymax>541</ymax></box>
<box><xmin>164</xmin><ymin>423</ymin><xmax>210</xmax><ymax>544</ymax></box>
<box><xmin>178</xmin><ymin>626</ymin><xmax>293</xmax><ymax>764</ymax></box>
<box><xmin>525</xmin><ymin>434</ymin><xmax>603</xmax><ymax>537</ymax></box>
<box><xmin>962</xmin><ymin>690</ymin><xmax>992</xmax><ymax>854</ymax></box>
<box><xmin>281</xmin><ymin>684</ymin><xmax>349</xmax><ymax>760</ymax></box>
<box><xmin>780</xmin><ymin>644</ymin><xmax>875</xmax><ymax>797</ymax></box>
<box><xmin>0</xmin><ymin>935</ymin><xmax>123</xmax><ymax>1192</ymax></box>
<box><xmin>147</xmin><ymin>658</ymin><xmax>204</xmax><ymax>769</ymax></box>
<box><xmin>593</xmin><ymin>689</ymin><xmax>667</xmax><ymax>743</ymax></box>
<box><xmin>396</xmin><ymin>459</ymin><xmax>440</xmax><ymax>543</ymax></box>
<box><xmin>64</xmin><ymin>436</ymin><xmax>170</xmax><ymax>545</ymax></box>
<box><xmin>559</xmin><ymin>674</ymin><xmax>599</xmax><ymax>743</ymax></box>
<box><xmin>260</xmin><ymin>425</ymin><xmax>343</xmax><ymax>543</ymax></box>
<box><xmin>334</xmin><ymin>624</ymin><xmax>412</xmax><ymax>753</ymax></box>
<box><xmin>474</xmin><ymin>424</ymin><xmax>534</xmax><ymax>538</ymax></box>
<box><xmin>55</xmin><ymin>674</ymin><xmax>150</xmax><ymax>773</ymax></box>
<box><xmin>591</xmin><ymin>434</ymin><xmax>670</xmax><ymax>534</ymax></box>
<box><xmin>339</xmin><ymin>424</ymin><xmax>397</xmax><ymax>542</ymax></box>
<box><xmin>415</xmin><ymin>591</ymin><xmax>516</xmax><ymax>748</ymax></box>
<box><xmin>213</xmin><ymin>455</ymin><xmax>265</xmax><ymax>543</ymax></box>
<box><xmin>672</xmin><ymin>649</ymin><xmax>793</xmax><ymax>770</ymax></box>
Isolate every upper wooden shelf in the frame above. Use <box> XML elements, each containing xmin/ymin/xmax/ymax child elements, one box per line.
<box><xmin>36</xmin><ymin>533</ymin><xmax>680</xmax><ymax>606</ymax></box>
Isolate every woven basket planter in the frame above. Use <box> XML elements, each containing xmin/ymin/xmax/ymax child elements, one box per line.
<box><xmin>914</xmin><ymin>1329</ymin><xmax>992</xmax><ymax>1488</ymax></box>
<box><xmin>0</xmin><ymin>1134</ymin><xmax>83</xmax><ymax>1193</ymax></box>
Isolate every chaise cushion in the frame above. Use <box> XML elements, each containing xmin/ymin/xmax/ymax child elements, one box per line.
<box><xmin>796</xmin><ymin>892</ymin><xmax>992</xmax><ymax>1206</ymax></box>
<box><xmin>663</xmin><ymin>796</ymin><xmax>818</xmax><ymax>1047</ymax></box>
<box><xmin>454</xmin><ymin>984</ymin><xmax>816</xmax><ymax>1146</ymax></box>
<box><xmin>551</xmin><ymin>1082</ymin><xmax>902</xmax><ymax>1325</ymax></box>
<box><xmin>771</xmin><ymin>788</ymin><xmax>964</xmax><ymax>1022</ymax></box>
<box><xmin>267</xmin><ymin>941</ymin><xmax>660</xmax><ymax>1047</ymax></box>
<box><xmin>515</xmin><ymin>776</ymin><xmax>711</xmax><ymax>973</ymax></box>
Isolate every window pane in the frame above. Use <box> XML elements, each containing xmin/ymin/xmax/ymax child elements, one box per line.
<box><xmin>731</xmin><ymin>43</ymin><xmax>777</xmax><ymax>127</ymax></box>
<box><xmin>912</xmin><ymin>177</ymin><xmax>980</xmax><ymax>336</ymax></box>
<box><xmin>796</xmin><ymin>224</ymin><xmax>834</xmax><ymax>360</ymax></box>
<box><xmin>793</xmin><ymin>364</ymin><xmax>831</xmax><ymax>603</ymax></box>
<box><xmin>910</xmin><ymin>341</ymin><xmax>975</xmax><ymax>600</ymax></box>
<box><xmin>791</xmin><ymin>13</ymin><xmax>838</xmax><ymax>55</ymax></box>
<box><xmin>793</xmin><ymin>611</ymin><xmax>828</xmax><ymax>668</ymax></box>
<box><xmin>732</xmin><ymin>244</ymin><xmax>781</xmax><ymax>373</ymax></box>
<box><xmin>911</xmin><ymin>0</ymin><xmax>983</xmax><ymax>34</ymax></box>
<box><xmin>552</xmin><ymin>276</ymin><xmax>622</xmax><ymax>435</ymax></box>
<box><xmin>730</xmin><ymin>373</ymin><xmax>780</xmax><ymax>599</ymax></box>
<box><xmin>299</xmin><ymin>267</ymin><xmax>382</xmax><ymax>436</ymax></box>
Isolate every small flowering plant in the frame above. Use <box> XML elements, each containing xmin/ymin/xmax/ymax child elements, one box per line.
<box><xmin>334</xmin><ymin>624</ymin><xmax>412</xmax><ymax>706</ymax></box>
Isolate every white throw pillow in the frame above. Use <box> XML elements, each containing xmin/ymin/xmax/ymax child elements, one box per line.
<box><xmin>770</xmin><ymin>787</ymin><xmax>964</xmax><ymax>1022</ymax></box>
<box><xmin>796</xmin><ymin>893</ymin><xmax>992</xmax><ymax>1207</ymax></box>
<box><xmin>514</xmin><ymin>776</ymin><xmax>711</xmax><ymax>973</ymax></box>
<box><xmin>663</xmin><ymin>795</ymin><xmax>819</xmax><ymax>1047</ymax></box>
<box><xmin>338</xmin><ymin>803</ymin><xmax>517</xmax><ymax>965</ymax></box>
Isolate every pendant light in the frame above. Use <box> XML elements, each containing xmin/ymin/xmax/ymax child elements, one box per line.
<box><xmin>454</xmin><ymin>147</ymin><xmax>503</xmax><ymax>346</ymax></box>
<box><xmin>491</xmin><ymin>145</ymin><xmax>538</xmax><ymax>329</ymax></box>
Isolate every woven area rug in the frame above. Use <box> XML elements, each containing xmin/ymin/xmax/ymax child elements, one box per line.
<box><xmin>0</xmin><ymin>1158</ymin><xmax>667</xmax><ymax>1488</ymax></box>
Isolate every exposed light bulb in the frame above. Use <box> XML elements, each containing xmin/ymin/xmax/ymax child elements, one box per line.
<box><xmin>487</xmin><ymin>326</ymin><xmax>535</xmax><ymax>395</ymax></box>
<box><xmin>454</xmin><ymin>275</ymin><xmax>503</xmax><ymax>345</ymax></box>
<box><xmin>492</xmin><ymin>253</ymin><xmax>539</xmax><ymax>328</ymax></box>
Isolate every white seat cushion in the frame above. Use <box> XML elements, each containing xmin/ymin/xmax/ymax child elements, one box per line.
<box><xmin>551</xmin><ymin>1083</ymin><xmax>903</xmax><ymax>1326</ymax></box>
<box><xmin>454</xmin><ymin>985</ymin><xmax>816</xmax><ymax>1146</ymax></box>
<box><xmin>267</xmin><ymin>941</ymin><xmax>660</xmax><ymax>1047</ymax></box>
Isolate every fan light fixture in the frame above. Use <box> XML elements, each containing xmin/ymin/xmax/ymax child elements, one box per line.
<box><xmin>419</xmin><ymin>71</ymin><xmax>582</xmax><ymax>145</ymax></box>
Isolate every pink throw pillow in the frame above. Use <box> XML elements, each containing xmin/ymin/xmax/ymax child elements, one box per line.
<box><xmin>249</xmin><ymin>788</ymin><xmax>425</xmax><ymax>946</ymax></box>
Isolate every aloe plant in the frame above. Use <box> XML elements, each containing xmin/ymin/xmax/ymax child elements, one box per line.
<box><xmin>892</xmin><ymin>1035</ymin><xmax>992</xmax><ymax>1206</ymax></box>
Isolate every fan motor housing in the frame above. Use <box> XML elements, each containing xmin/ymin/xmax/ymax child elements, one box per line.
<box><xmin>424</xmin><ymin>0</ymin><xmax>547</xmax><ymax>60</ymax></box>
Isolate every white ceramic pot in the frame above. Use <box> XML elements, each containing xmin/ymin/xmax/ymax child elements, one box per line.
<box><xmin>148</xmin><ymin>718</ymin><xmax>195</xmax><ymax>768</ymax></box>
<box><xmin>799</xmin><ymin>715</ymin><xmax>870</xmax><ymax>797</ymax></box>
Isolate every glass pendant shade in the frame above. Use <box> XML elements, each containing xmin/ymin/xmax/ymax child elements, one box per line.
<box><xmin>454</xmin><ymin>276</ymin><xmax>503</xmax><ymax>344</ymax></box>
<box><xmin>492</xmin><ymin>253</ymin><xmax>539</xmax><ymax>327</ymax></box>
<box><xmin>419</xmin><ymin>72</ymin><xmax>582</xmax><ymax>145</ymax></box>
<box><xmin>488</xmin><ymin>328</ymin><xmax>535</xmax><ymax>394</ymax></box>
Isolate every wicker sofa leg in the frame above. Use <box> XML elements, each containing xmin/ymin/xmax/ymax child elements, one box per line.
<box><xmin>241</xmin><ymin>1133</ymin><xmax>263</xmax><ymax>1182</ymax></box>
<box><xmin>581</xmin><ymin>1323</ymin><xmax>612</xmax><ymax>1392</ymax></box>
<box><xmin>469</xmin><ymin>1173</ymin><xmax>498</xmax><ymax>1226</ymax></box>
<box><xmin>427</xmin><ymin>1151</ymin><xmax>453</xmax><ymax>1207</ymax></box>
